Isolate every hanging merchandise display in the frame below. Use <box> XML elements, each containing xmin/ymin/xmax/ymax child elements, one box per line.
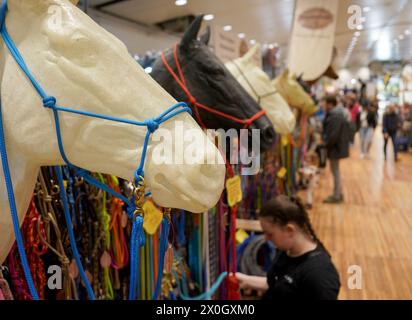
<box><xmin>0</xmin><ymin>0</ymin><xmax>230</xmax><ymax>301</ymax></box>
<box><xmin>0</xmin><ymin>1</ymin><xmax>324</xmax><ymax>302</ymax></box>
<box><xmin>0</xmin><ymin>0</ymin><xmax>227</xmax><ymax>269</ymax></box>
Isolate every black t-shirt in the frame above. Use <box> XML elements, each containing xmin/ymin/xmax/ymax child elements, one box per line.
<box><xmin>262</xmin><ymin>245</ymin><xmax>340</xmax><ymax>300</ymax></box>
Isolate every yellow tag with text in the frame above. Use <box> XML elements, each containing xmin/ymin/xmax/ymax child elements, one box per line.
<box><xmin>226</xmin><ymin>175</ymin><xmax>242</xmax><ymax>207</ymax></box>
<box><xmin>236</xmin><ymin>229</ymin><xmax>249</xmax><ymax>244</ymax></box>
<box><xmin>143</xmin><ymin>201</ymin><xmax>163</xmax><ymax>235</ymax></box>
<box><xmin>281</xmin><ymin>134</ymin><xmax>289</xmax><ymax>146</ymax></box>
<box><xmin>277</xmin><ymin>167</ymin><xmax>287</xmax><ymax>179</ymax></box>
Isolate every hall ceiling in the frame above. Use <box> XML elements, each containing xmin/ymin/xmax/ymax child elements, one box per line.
<box><xmin>87</xmin><ymin>0</ymin><xmax>412</xmax><ymax>69</ymax></box>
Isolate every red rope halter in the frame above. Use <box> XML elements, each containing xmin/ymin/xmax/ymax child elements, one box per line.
<box><xmin>161</xmin><ymin>44</ymin><xmax>267</xmax><ymax>129</ymax></box>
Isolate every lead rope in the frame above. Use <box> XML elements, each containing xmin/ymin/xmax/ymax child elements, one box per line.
<box><xmin>0</xmin><ymin>0</ymin><xmax>190</xmax><ymax>300</ymax></box>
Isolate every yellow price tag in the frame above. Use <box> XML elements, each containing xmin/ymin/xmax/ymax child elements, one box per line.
<box><xmin>236</xmin><ymin>229</ymin><xmax>249</xmax><ymax>244</ymax></box>
<box><xmin>281</xmin><ymin>134</ymin><xmax>289</xmax><ymax>146</ymax></box>
<box><xmin>226</xmin><ymin>175</ymin><xmax>242</xmax><ymax>207</ymax></box>
<box><xmin>143</xmin><ymin>201</ymin><xmax>163</xmax><ymax>235</ymax></box>
<box><xmin>277</xmin><ymin>167</ymin><xmax>287</xmax><ymax>179</ymax></box>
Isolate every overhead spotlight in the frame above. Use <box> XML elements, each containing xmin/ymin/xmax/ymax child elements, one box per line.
<box><xmin>363</xmin><ymin>6</ymin><xmax>371</xmax><ymax>12</ymax></box>
<box><xmin>250</xmin><ymin>39</ymin><xmax>256</xmax><ymax>45</ymax></box>
<box><xmin>204</xmin><ymin>14</ymin><xmax>214</xmax><ymax>21</ymax></box>
<box><xmin>354</xmin><ymin>31</ymin><xmax>361</xmax><ymax>37</ymax></box>
<box><xmin>351</xmin><ymin>78</ymin><xmax>357</xmax><ymax>84</ymax></box>
<box><xmin>223</xmin><ymin>25</ymin><xmax>232</xmax><ymax>32</ymax></box>
<box><xmin>175</xmin><ymin>0</ymin><xmax>187</xmax><ymax>6</ymax></box>
<box><xmin>405</xmin><ymin>29</ymin><xmax>411</xmax><ymax>35</ymax></box>
<box><xmin>144</xmin><ymin>67</ymin><xmax>152</xmax><ymax>74</ymax></box>
<box><xmin>356</xmin><ymin>24</ymin><xmax>363</xmax><ymax>30</ymax></box>
<box><xmin>238</xmin><ymin>33</ymin><xmax>245</xmax><ymax>39</ymax></box>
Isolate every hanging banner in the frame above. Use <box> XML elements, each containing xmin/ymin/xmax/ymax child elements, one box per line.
<box><xmin>287</xmin><ymin>0</ymin><xmax>338</xmax><ymax>81</ymax></box>
<box><xmin>210</xmin><ymin>25</ymin><xmax>240</xmax><ymax>63</ymax></box>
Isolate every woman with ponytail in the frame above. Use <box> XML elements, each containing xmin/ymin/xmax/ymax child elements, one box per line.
<box><xmin>236</xmin><ymin>195</ymin><xmax>340</xmax><ymax>300</ymax></box>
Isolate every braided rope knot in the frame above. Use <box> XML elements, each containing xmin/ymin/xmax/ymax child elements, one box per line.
<box><xmin>188</xmin><ymin>96</ymin><xmax>197</xmax><ymax>106</ymax></box>
<box><xmin>146</xmin><ymin>119</ymin><xmax>159</xmax><ymax>133</ymax></box>
<box><xmin>42</xmin><ymin>96</ymin><xmax>57</xmax><ymax>109</ymax></box>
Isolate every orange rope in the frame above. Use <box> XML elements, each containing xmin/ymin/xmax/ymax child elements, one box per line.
<box><xmin>108</xmin><ymin>178</ymin><xmax>128</xmax><ymax>269</ymax></box>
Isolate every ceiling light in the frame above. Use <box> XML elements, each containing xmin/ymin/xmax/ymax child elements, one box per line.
<box><xmin>268</xmin><ymin>44</ymin><xmax>274</xmax><ymax>49</ymax></box>
<box><xmin>399</xmin><ymin>34</ymin><xmax>405</xmax><ymax>40</ymax></box>
<box><xmin>223</xmin><ymin>25</ymin><xmax>232</xmax><ymax>32</ymax></box>
<box><xmin>250</xmin><ymin>39</ymin><xmax>256</xmax><ymax>45</ymax></box>
<box><xmin>238</xmin><ymin>33</ymin><xmax>245</xmax><ymax>39</ymax></box>
<box><xmin>356</xmin><ymin>24</ymin><xmax>363</xmax><ymax>30</ymax></box>
<box><xmin>175</xmin><ymin>0</ymin><xmax>187</xmax><ymax>6</ymax></box>
<box><xmin>405</xmin><ymin>29</ymin><xmax>411</xmax><ymax>35</ymax></box>
<box><xmin>363</xmin><ymin>6</ymin><xmax>371</xmax><ymax>12</ymax></box>
<box><xmin>354</xmin><ymin>31</ymin><xmax>361</xmax><ymax>37</ymax></box>
<box><xmin>351</xmin><ymin>78</ymin><xmax>357</xmax><ymax>84</ymax></box>
<box><xmin>203</xmin><ymin>14</ymin><xmax>214</xmax><ymax>21</ymax></box>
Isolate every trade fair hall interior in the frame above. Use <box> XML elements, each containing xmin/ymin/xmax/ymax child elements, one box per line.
<box><xmin>0</xmin><ymin>0</ymin><xmax>411</xmax><ymax>301</ymax></box>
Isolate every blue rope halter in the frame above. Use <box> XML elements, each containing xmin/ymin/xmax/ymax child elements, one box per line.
<box><xmin>0</xmin><ymin>0</ymin><xmax>191</xmax><ymax>300</ymax></box>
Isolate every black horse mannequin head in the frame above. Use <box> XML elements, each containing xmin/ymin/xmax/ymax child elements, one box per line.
<box><xmin>151</xmin><ymin>15</ymin><xmax>276</xmax><ymax>151</ymax></box>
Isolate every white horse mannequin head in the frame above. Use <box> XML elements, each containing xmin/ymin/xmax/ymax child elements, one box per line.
<box><xmin>0</xmin><ymin>0</ymin><xmax>225</xmax><ymax>263</ymax></box>
<box><xmin>225</xmin><ymin>44</ymin><xmax>296</xmax><ymax>135</ymax></box>
<box><xmin>272</xmin><ymin>69</ymin><xmax>317</xmax><ymax>114</ymax></box>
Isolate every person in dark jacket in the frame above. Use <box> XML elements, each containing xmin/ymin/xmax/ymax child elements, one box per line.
<box><xmin>383</xmin><ymin>105</ymin><xmax>401</xmax><ymax>161</ymax></box>
<box><xmin>321</xmin><ymin>96</ymin><xmax>351</xmax><ymax>204</ymax></box>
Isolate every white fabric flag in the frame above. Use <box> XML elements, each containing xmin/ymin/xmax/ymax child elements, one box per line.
<box><xmin>288</xmin><ymin>0</ymin><xmax>338</xmax><ymax>81</ymax></box>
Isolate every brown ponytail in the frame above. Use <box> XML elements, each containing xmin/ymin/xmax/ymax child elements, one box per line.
<box><xmin>259</xmin><ymin>195</ymin><xmax>330</xmax><ymax>257</ymax></box>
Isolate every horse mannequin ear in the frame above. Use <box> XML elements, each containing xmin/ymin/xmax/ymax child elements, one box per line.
<box><xmin>240</xmin><ymin>43</ymin><xmax>261</xmax><ymax>66</ymax></box>
<box><xmin>199</xmin><ymin>25</ymin><xmax>211</xmax><ymax>45</ymax></box>
<box><xmin>181</xmin><ymin>15</ymin><xmax>204</xmax><ymax>49</ymax></box>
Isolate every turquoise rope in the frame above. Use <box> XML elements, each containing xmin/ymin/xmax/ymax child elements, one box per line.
<box><xmin>152</xmin><ymin>217</ymin><xmax>170</xmax><ymax>300</ymax></box>
<box><xmin>174</xmin><ymin>270</ymin><xmax>228</xmax><ymax>300</ymax></box>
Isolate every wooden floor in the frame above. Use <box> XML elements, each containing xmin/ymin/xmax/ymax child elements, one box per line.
<box><xmin>303</xmin><ymin>127</ymin><xmax>412</xmax><ymax>299</ymax></box>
